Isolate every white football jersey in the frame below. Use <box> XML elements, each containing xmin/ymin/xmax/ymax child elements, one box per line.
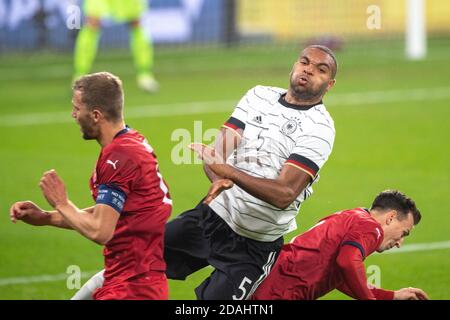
<box><xmin>209</xmin><ymin>85</ymin><xmax>335</xmax><ymax>242</ymax></box>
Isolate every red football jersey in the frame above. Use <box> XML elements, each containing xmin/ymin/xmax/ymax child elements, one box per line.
<box><xmin>252</xmin><ymin>208</ymin><xmax>384</xmax><ymax>300</ymax></box>
<box><xmin>89</xmin><ymin>128</ymin><xmax>172</xmax><ymax>287</ymax></box>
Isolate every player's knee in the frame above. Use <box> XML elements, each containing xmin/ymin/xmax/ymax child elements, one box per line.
<box><xmin>85</xmin><ymin>17</ymin><xmax>101</xmax><ymax>29</ymax></box>
<box><xmin>165</xmin><ymin>260</ymin><xmax>191</xmax><ymax>281</ymax></box>
<box><xmin>195</xmin><ymin>272</ymin><xmax>237</xmax><ymax>300</ymax></box>
<box><xmin>128</xmin><ymin>20</ymin><xmax>141</xmax><ymax>29</ymax></box>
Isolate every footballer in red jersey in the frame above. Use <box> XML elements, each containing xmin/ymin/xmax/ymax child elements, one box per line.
<box><xmin>10</xmin><ymin>72</ymin><xmax>171</xmax><ymax>300</ymax></box>
<box><xmin>252</xmin><ymin>190</ymin><xmax>428</xmax><ymax>300</ymax></box>
<box><xmin>90</xmin><ymin>126</ymin><xmax>172</xmax><ymax>300</ymax></box>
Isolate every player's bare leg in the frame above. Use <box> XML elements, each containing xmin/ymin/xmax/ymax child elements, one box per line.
<box><xmin>73</xmin><ymin>17</ymin><xmax>101</xmax><ymax>82</ymax></box>
<box><xmin>129</xmin><ymin>20</ymin><xmax>159</xmax><ymax>93</ymax></box>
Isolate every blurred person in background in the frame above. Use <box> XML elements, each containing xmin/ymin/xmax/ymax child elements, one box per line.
<box><xmin>74</xmin><ymin>0</ymin><xmax>159</xmax><ymax>93</ymax></box>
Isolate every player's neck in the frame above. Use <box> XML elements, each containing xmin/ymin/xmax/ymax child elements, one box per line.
<box><xmin>285</xmin><ymin>90</ymin><xmax>323</xmax><ymax>106</ymax></box>
<box><xmin>97</xmin><ymin>121</ymin><xmax>126</xmax><ymax>148</ymax></box>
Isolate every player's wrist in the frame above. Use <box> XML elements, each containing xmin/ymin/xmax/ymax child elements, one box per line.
<box><xmin>222</xmin><ymin>164</ymin><xmax>236</xmax><ymax>180</ymax></box>
<box><xmin>54</xmin><ymin>200</ymin><xmax>71</xmax><ymax>212</ymax></box>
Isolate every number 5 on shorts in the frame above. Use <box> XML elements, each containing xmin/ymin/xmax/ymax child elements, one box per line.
<box><xmin>232</xmin><ymin>277</ymin><xmax>252</xmax><ymax>300</ymax></box>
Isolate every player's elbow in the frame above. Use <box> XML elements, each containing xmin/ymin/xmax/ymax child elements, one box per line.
<box><xmin>336</xmin><ymin>252</ymin><xmax>354</xmax><ymax>272</ymax></box>
<box><xmin>90</xmin><ymin>229</ymin><xmax>114</xmax><ymax>245</ymax></box>
<box><xmin>336</xmin><ymin>255</ymin><xmax>348</xmax><ymax>269</ymax></box>
<box><xmin>272</xmin><ymin>189</ymin><xmax>296</xmax><ymax>209</ymax></box>
<box><xmin>273</xmin><ymin>200</ymin><xmax>291</xmax><ymax>210</ymax></box>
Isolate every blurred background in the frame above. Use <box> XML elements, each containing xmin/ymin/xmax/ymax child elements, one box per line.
<box><xmin>1</xmin><ymin>0</ymin><xmax>449</xmax><ymax>299</ymax></box>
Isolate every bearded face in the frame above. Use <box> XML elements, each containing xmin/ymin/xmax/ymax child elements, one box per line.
<box><xmin>289</xmin><ymin>48</ymin><xmax>335</xmax><ymax>102</ymax></box>
<box><xmin>71</xmin><ymin>90</ymin><xmax>100</xmax><ymax>140</ymax></box>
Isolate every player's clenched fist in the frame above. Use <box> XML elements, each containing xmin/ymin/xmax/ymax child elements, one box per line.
<box><xmin>39</xmin><ymin>169</ymin><xmax>69</xmax><ymax>209</ymax></box>
<box><xmin>9</xmin><ymin>201</ymin><xmax>48</xmax><ymax>226</ymax></box>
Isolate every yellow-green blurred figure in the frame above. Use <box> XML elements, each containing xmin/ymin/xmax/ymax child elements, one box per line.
<box><xmin>74</xmin><ymin>0</ymin><xmax>159</xmax><ymax>93</ymax></box>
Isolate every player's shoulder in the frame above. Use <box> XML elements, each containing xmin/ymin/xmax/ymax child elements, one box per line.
<box><xmin>305</xmin><ymin>103</ymin><xmax>335</xmax><ymax>133</ymax></box>
<box><xmin>343</xmin><ymin>208</ymin><xmax>383</xmax><ymax>232</ymax></box>
<box><xmin>341</xmin><ymin>207</ymin><xmax>372</xmax><ymax>219</ymax></box>
<box><xmin>102</xmin><ymin>131</ymin><xmax>144</xmax><ymax>159</ymax></box>
<box><xmin>247</xmin><ymin>85</ymin><xmax>287</xmax><ymax>102</ymax></box>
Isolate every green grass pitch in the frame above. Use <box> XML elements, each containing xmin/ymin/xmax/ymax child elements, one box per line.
<box><xmin>0</xmin><ymin>40</ymin><xmax>449</xmax><ymax>299</ymax></box>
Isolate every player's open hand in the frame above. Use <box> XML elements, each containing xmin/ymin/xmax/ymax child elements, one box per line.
<box><xmin>9</xmin><ymin>201</ymin><xmax>48</xmax><ymax>226</ymax></box>
<box><xmin>189</xmin><ymin>143</ymin><xmax>233</xmax><ymax>178</ymax></box>
<box><xmin>204</xmin><ymin>179</ymin><xmax>234</xmax><ymax>205</ymax></box>
<box><xmin>188</xmin><ymin>143</ymin><xmax>224</xmax><ymax>165</ymax></box>
<box><xmin>39</xmin><ymin>169</ymin><xmax>69</xmax><ymax>209</ymax></box>
<box><xmin>393</xmin><ymin>287</ymin><xmax>429</xmax><ymax>300</ymax></box>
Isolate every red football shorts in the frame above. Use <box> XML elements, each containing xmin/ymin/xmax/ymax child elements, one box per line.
<box><xmin>93</xmin><ymin>272</ymin><xmax>168</xmax><ymax>300</ymax></box>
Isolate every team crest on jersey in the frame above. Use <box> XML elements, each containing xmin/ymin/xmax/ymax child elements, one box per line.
<box><xmin>281</xmin><ymin>119</ymin><xmax>298</xmax><ymax>136</ymax></box>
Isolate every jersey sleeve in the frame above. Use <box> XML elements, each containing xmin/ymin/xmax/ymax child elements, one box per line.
<box><xmin>341</xmin><ymin>220</ymin><xmax>383</xmax><ymax>259</ymax></box>
<box><xmin>336</xmin><ymin>245</ymin><xmax>376</xmax><ymax>300</ymax></box>
<box><xmin>285</xmin><ymin>124</ymin><xmax>334</xmax><ymax>179</ymax></box>
<box><xmin>96</xmin><ymin>146</ymin><xmax>141</xmax><ymax>213</ymax></box>
<box><xmin>370</xmin><ymin>287</ymin><xmax>395</xmax><ymax>300</ymax></box>
<box><xmin>223</xmin><ymin>88</ymin><xmax>254</xmax><ymax>133</ymax></box>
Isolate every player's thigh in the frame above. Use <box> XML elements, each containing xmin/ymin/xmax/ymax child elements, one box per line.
<box><xmin>83</xmin><ymin>0</ymin><xmax>109</xmax><ymax>19</ymax></box>
<box><xmin>93</xmin><ymin>274</ymin><xmax>168</xmax><ymax>300</ymax></box>
<box><xmin>195</xmin><ymin>269</ymin><xmax>234</xmax><ymax>300</ymax></box>
<box><xmin>164</xmin><ymin>206</ymin><xmax>207</xmax><ymax>252</ymax></box>
<box><xmin>164</xmin><ymin>206</ymin><xmax>209</xmax><ymax>279</ymax></box>
<box><xmin>203</xmin><ymin>233</ymin><xmax>282</xmax><ymax>300</ymax></box>
<box><xmin>195</xmin><ymin>259</ymin><xmax>277</xmax><ymax>300</ymax></box>
<box><xmin>110</xmin><ymin>0</ymin><xmax>147</xmax><ymax>22</ymax></box>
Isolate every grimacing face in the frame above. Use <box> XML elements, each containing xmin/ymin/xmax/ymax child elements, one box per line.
<box><xmin>289</xmin><ymin>47</ymin><xmax>336</xmax><ymax>101</ymax></box>
<box><xmin>71</xmin><ymin>90</ymin><xmax>99</xmax><ymax>140</ymax></box>
<box><xmin>377</xmin><ymin>211</ymin><xmax>414</xmax><ymax>253</ymax></box>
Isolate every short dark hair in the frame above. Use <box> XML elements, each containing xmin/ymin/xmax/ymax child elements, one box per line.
<box><xmin>371</xmin><ymin>190</ymin><xmax>421</xmax><ymax>225</ymax></box>
<box><xmin>305</xmin><ymin>45</ymin><xmax>338</xmax><ymax>79</ymax></box>
<box><xmin>73</xmin><ymin>72</ymin><xmax>124</xmax><ymax>122</ymax></box>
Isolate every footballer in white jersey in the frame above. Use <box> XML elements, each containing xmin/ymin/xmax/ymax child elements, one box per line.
<box><xmin>209</xmin><ymin>84</ymin><xmax>335</xmax><ymax>242</ymax></box>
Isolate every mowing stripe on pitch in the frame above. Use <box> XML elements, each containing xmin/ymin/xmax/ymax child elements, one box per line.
<box><xmin>380</xmin><ymin>240</ymin><xmax>450</xmax><ymax>255</ymax></box>
<box><xmin>0</xmin><ymin>240</ymin><xmax>449</xmax><ymax>286</ymax></box>
<box><xmin>2</xmin><ymin>86</ymin><xmax>450</xmax><ymax>127</ymax></box>
<box><xmin>0</xmin><ymin>271</ymin><xmax>97</xmax><ymax>286</ymax></box>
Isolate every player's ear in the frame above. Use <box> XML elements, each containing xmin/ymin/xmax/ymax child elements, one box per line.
<box><xmin>92</xmin><ymin>108</ymin><xmax>102</xmax><ymax>123</ymax></box>
<box><xmin>386</xmin><ymin>210</ymin><xmax>397</xmax><ymax>225</ymax></box>
<box><xmin>327</xmin><ymin>79</ymin><xmax>336</xmax><ymax>91</ymax></box>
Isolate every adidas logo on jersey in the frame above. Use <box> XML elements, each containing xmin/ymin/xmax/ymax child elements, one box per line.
<box><xmin>252</xmin><ymin>115</ymin><xmax>263</xmax><ymax>124</ymax></box>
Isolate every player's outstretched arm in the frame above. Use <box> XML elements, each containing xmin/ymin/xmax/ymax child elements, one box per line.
<box><xmin>39</xmin><ymin>169</ymin><xmax>119</xmax><ymax>245</ymax></box>
<box><xmin>336</xmin><ymin>245</ymin><xmax>376</xmax><ymax>300</ymax></box>
<box><xmin>10</xmin><ymin>199</ymin><xmax>96</xmax><ymax>230</ymax></box>
<box><xmin>338</xmin><ymin>282</ymin><xmax>396</xmax><ymax>300</ymax></box>
<box><xmin>10</xmin><ymin>200</ymin><xmax>72</xmax><ymax>229</ymax></box>
<box><xmin>393</xmin><ymin>287</ymin><xmax>429</xmax><ymax>300</ymax></box>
